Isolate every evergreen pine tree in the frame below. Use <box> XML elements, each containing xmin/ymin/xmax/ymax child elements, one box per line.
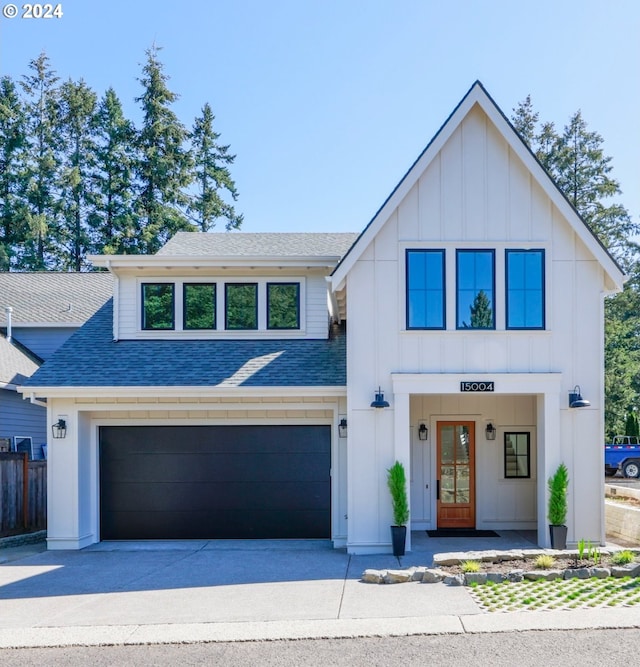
<box><xmin>89</xmin><ymin>88</ymin><xmax>138</xmax><ymax>255</ymax></box>
<box><xmin>469</xmin><ymin>290</ymin><xmax>493</xmax><ymax>328</ymax></box>
<box><xmin>0</xmin><ymin>76</ymin><xmax>28</xmax><ymax>270</ymax></box>
<box><xmin>58</xmin><ymin>78</ymin><xmax>97</xmax><ymax>270</ymax></box>
<box><xmin>19</xmin><ymin>52</ymin><xmax>61</xmax><ymax>270</ymax></box>
<box><xmin>134</xmin><ymin>45</ymin><xmax>194</xmax><ymax>254</ymax></box>
<box><xmin>188</xmin><ymin>102</ymin><xmax>243</xmax><ymax>231</ymax></box>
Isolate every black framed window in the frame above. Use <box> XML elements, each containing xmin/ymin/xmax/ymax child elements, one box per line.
<box><xmin>225</xmin><ymin>283</ymin><xmax>258</xmax><ymax>330</ymax></box>
<box><xmin>456</xmin><ymin>250</ymin><xmax>495</xmax><ymax>329</ymax></box>
<box><xmin>142</xmin><ymin>283</ymin><xmax>174</xmax><ymax>330</ymax></box>
<box><xmin>406</xmin><ymin>249</ymin><xmax>445</xmax><ymax>329</ymax></box>
<box><xmin>506</xmin><ymin>250</ymin><xmax>545</xmax><ymax>329</ymax></box>
<box><xmin>504</xmin><ymin>432</ymin><xmax>530</xmax><ymax>478</ymax></box>
<box><xmin>267</xmin><ymin>283</ymin><xmax>300</xmax><ymax>329</ymax></box>
<box><xmin>184</xmin><ymin>283</ymin><xmax>216</xmax><ymax>330</ymax></box>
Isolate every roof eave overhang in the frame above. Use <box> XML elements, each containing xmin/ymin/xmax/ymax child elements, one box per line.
<box><xmin>90</xmin><ymin>255</ymin><xmax>343</xmax><ymax>272</ymax></box>
<box><xmin>19</xmin><ymin>385</ymin><xmax>348</xmax><ymax>399</ymax></box>
<box><xmin>329</xmin><ymin>81</ymin><xmax>626</xmax><ymax>294</ymax></box>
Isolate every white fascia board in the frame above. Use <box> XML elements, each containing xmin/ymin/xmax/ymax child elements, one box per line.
<box><xmin>10</xmin><ymin>322</ymin><xmax>79</xmax><ymax>329</ymax></box>
<box><xmin>330</xmin><ymin>82</ymin><xmax>626</xmax><ymax>292</ymax></box>
<box><xmin>18</xmin><ymin>385</ymin><xmax>347</xmax><ymax>399</ymax></box>
<box><xmin>89</xmin><ymin>255</ymin><xmax>342</xmax><ymax>271</ymax></box>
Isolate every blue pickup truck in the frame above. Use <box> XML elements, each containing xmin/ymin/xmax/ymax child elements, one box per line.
<box><xmin>605</xmin><ymin>436</ymin><xmax>640</xmax><ymax>478</ymax></box>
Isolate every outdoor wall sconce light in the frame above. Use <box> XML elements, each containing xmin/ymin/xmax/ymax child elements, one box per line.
<box><xmin>569</xmin><ymin>385</ymin><xmax>591</xmax><ymax>408</ymax></box>
<box><xmin>485</xmin><ymin>422</ymin><xmax>497</xmax><ymax>440</ymax></box>
<box><xmin>51</xmin><ymin>418</ymin><xmax>67</xmax><ymax>439</ymax></box>
<box><xmin>418</xmin><ymin>423</ymin><xmax>428</xmax><ymax>440</ymax></box>
<box><xmin>338</xmin><ymin>418</ymin><xmax>348</xmax><ymax>438</ymax></box>
<box><xmin>370</xmin><ymin>387</ymin><xmax>390</xmax><ymax>409</ymax></box>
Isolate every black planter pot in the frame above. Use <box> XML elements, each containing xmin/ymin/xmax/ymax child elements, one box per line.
<box><xmin>549</xmin><ymin>524</ymin><xmax>568</xmax><ymax>550</ymax></box>
<box><xmin>390</xmin><ymin>525</ymin><xmax>407</xmax><ymax>557</ymax></box>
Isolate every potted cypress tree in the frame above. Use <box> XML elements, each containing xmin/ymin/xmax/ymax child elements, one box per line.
<box><xmin>547</xmin><ymin>463</ymin><xmax>569</xmax><ymax>549</ymax></box>
<box><xmin>387</xmin><ymin>461</ymin><xmax>409</xmax><ymax>558</ymax></box>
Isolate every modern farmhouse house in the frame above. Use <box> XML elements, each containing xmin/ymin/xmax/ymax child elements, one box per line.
<box><xmin>21</xmin><ymin>82</ymin><xmax>625</xmax><ymax>552</ymax></box>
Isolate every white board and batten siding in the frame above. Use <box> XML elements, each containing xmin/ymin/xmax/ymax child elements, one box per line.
<box><xmin>116</xmin><ymin>273</ymin><xmax>331</xmax><ymax>340</ymax></box>
<box><xmin>344</xmin><ymin>101</ymin><xmax>612</xmax><ymax>550</ymax></box>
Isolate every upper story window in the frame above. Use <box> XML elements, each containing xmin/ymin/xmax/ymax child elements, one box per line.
<box><xmin>142</xmin><ymin>283</ymin><xmax>175</xmax><ymax>330</ymax></box>
<box><xmin>267</xmin><ymin>282</ymin><xmax>300</xmax><ymax>329</ymax></box>
<box><xmin>456</xmin><ymin>250</ymin><xmax>495</xmax><ymax>330</ymax></box>
<box><xmin>406</xmin><ymin>249</ymin><xmax>445</xmax><ymax>329</ymax></box>
<box><xmin>506</xmin><ymin>250</ymin><xmax>545</xmax><ymax>329</ymax></box>
<box><xmin>184</xmin><ymin>283</ymin><xmax>216</xmax><ymax>330</ymax></box>
<box><xmin>225</xmin><ymin>283</ymin><xmax>258</xmax><ymax>330</ymax></box>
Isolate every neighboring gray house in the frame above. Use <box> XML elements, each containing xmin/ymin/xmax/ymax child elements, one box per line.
<box><xmin>1</xmin><ymin>272</ymin><xmax>112</xmax><ymax>455</ymax></box>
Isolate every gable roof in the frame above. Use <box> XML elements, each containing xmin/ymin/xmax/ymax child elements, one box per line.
<box><xmin>0</xmin><ymin>334</ymin><xmax>41</xmax><ymax>390</ymax></box>
<box><xmin>0</xmin><ymin>272</ymin><xmax>113</xmax><ymax>327</ymax></box>
<box><xmin>157</xmin><ymin>232</ymin><xmax>359</xmax><ymax>258</ymax></box>
<box><xmin>22</xmin><ymin>299</ymin><xmax>346</xmax><ymax>394</ymax></box>
<box><xmin>330</xmin><ymin>81</ymin><xmax>626</xmax><ymax>292</ymax></box>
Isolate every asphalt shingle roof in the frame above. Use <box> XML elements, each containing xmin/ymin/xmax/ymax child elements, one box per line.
<box><xmin>0</xmin><ymin>272</ymin><xmax>113</xmax><ymax>326</ymax></box>
<box><xmin>156</xmin><ymin>232</ymin><xmax>359</xmax><ymax>258</ymax></box>
<box><xmin>24</xmin><ymin>299</ymin><xmax>346</xmax><ymax>388</ymax></box>
<box><xmin>0</xmin><ymin>335</ymin><xmax>40</xmax><ymax>387</ymax></box>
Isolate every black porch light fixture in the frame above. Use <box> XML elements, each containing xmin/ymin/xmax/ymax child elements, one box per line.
<box><xmin>51</xmin><ymin>418</ymin><xmax>67</xmax><ymax>439</ymax></box>
<box><xmin>418</xmin><ymin>423</ymin><xmax>428</xmax><ymax>440</ymax></box>
<box><xmin>569</xmin><ymin>385</ymin><xmax>591</xmax><ymax>408</ymax></box>
<box><xmin>338</xmin><ymin>418</ymin><xmax>348</xmax><ymax>438</ymax></box>
<box><xmin>370</xmin><ymin>387</ymin><xmax>390</xmax><ymax>409</ymax></box>
<box><xmin>485</xmin><ymin>422</ymin><xmax>497</xmax><ymax>440</ymax></box>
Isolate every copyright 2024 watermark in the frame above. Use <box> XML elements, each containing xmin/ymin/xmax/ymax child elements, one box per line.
<box><xmin>2</xmin><ymin>3</ymin><xmax>63</xmax><ymax>19</ymax></box>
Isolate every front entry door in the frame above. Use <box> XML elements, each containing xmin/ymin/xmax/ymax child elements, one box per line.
<box><xmin>437</xmin><ymin>421</ymin><xmax>475</xmax><ymax>528</ymax></box>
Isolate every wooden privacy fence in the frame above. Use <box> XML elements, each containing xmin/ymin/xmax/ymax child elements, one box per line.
<box><xmin>0</xmin><ymin>453</ymin><xmax>46</xmax><ymax>537</ymax></box>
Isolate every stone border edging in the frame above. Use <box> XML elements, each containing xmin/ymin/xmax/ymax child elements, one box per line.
<box><xmin>362</xmin><ymin>547</ymin><xmax>640</xmax><ymax>585</ymax></box>
<box><xmin>0</xmin><ymin>530</ymin><xmax>46</xmax><ymax>550</ymax></box>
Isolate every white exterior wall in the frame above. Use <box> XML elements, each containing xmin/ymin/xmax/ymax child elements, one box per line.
<box><xmin>45</xmin><ymin>394</ymin><xmax>348</xmax><ymax>549</ymax></box>
<box><xmin>115</xmin><ymin>271</ymin><xmax>329</xmax><ymax>340</ymax></box>
<box><xmin>345</xmin><ymin>104</ymin><xmax>608</xmax><ymax>553</ymax></box>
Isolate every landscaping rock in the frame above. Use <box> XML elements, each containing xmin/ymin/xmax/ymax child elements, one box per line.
<box><xmin>591</xmin><ymin>567</ymin><xmax>611</xmax><ymax>579</ymax></box>
<box><xmin>422</xmin><ymin>568</ymin><xmax>447</xmax><ymax>583</ymax></box>
<box><xmin>524</xmin><ymin>569</ymin><xmax>563</xmax><ymax>581</ymax></box>
<box><xmin>464</xmin><ymin>572</ymin><xmax>487</xmax><ymax>585</ymax></box>
<box><xmin>383</xmin><ymin>569</ymin><xmax>413</xmax><ymax>584</ymax></box>
<box><xmin>361</xmin><ymin>569</ymin><xmax>384</xmax><ymax>584</ymax></box>
<box><xmin>432</xmin><ymin>552</ymin><xmax>465</xmax><ymax>567</ymax></box>
<box><xmin>486</xmin><ymin>572</ymin><xmax>506</xmax><ymax>583</ymax></box>
<box><xmin>507</xmin><ymin>570</ymin><xmax>524</xmax><ymax>582</ymax></box>
<box><xmin>496</xmin><ymin>550</ymin><xmax>524</xmax><ymax>562</ymax></box>
<box><xmin>563</xmin><ymin>568</ymin><xmax>590</xmax><ymax>579</ymax></box>
<box><xmin>443</xmin><ymin>574</ymin><xmax>465</xmax><ymax>586</ymax></box>
<box><xmin>411</xmin><ymin>566</ymin><xmax>429</xmax><ymax>581</ymax></box>
<box><xmin>611</xmin><ymin>565</ymin><xmax>640</xmax><ymax>578</ymax></box>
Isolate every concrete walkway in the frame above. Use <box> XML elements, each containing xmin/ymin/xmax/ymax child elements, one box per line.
<box><xmin>1</xmin><ymin>532</ymin><xmax>639</xmax><ymax>649</ymax></box>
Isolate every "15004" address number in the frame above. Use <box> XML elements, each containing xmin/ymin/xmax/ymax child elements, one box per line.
<box><xmin>460</xmin><ymin>381</ymin><xmax>494</xmax><ymax>392</ymax></box>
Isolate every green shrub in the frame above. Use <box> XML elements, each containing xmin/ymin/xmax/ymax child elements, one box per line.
<box><xmin>612</xmin><ymin>550</ymin><xmax>636</xmax><ymax>565</ymax></box>
<box><xmin>547</xmin><ymin>463</ymin><xmax>569</xmax><ymax>525</ymax></box>
<box><xmin>535</xmin><ymin>554</ymin><xmax>556</xmax><ymax>569</ymax></box>
<box><xmin>461</xmin><ymin>560</ymin><xmax>481</xmax><ymax>573</ymax></box>
<box><xmin>387</xmin><ymin>461</ymin><xmax>409</xmax><ymax>525</ymax></box>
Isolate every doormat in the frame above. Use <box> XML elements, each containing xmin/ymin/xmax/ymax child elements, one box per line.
<box><xmin>426</xmin><ymin>529</ymin><xmax>499</xmax><ymax>538</ymax></box>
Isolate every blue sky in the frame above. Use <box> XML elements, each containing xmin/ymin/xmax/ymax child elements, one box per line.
<box><xmin>1</xmin><ymin>0</ymin><xmax>638</xmax><ymax>233</ymax></box>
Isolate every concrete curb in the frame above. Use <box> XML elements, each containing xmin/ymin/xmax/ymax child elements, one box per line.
<box><xmin>2</xmin><ymin>609</ymin><xmax>640</xmax><ymax>649</ymax></box>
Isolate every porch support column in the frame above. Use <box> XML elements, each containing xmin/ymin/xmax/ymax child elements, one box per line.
<box><xmin>393</xmin><ymin>391</ymin><xmax>411</xmax><ymax>552</ymax></box>
<box><xmin>537</xmin><ymin>391</ymin><xmax>561</xmax><ymax>548</ymax></box>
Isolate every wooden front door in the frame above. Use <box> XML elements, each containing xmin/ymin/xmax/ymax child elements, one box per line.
<box><xmin>437</xmin><ymin>421</ymin><xmax>475</xmax><ymax>528</ymax></box>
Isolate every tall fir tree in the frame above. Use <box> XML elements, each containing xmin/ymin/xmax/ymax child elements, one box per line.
<box><xmin>188</xmin><ymin>102</ymin><xmax>243</xmax><ymax>231</ymax></box>
<box><xmin>512</xmin><ymin>97</ymin><xmax>640</xmax><ymax>437</ymax></box>
<box><xmin>134</xmin><ymin>45</ymin><xmax>194</xmax><ymax>254</ymax></box>
<box><xmin>469</xmin><ymin>290</ymin><xmax>493</xmax><ymax>329</ymax></box>
<box><xmin>58</xmin><ymin>78</ymin><xmax>97</xmax><ymax>270</ymax></box>
<box><xmin>0</xmin><ymin>76</ymin><xmax>28</xmax><ymax>270</ymax></box>
<box><xmin>19</xmin><ymin>52</ymin><xmax>61</xmax><ymax>270</ymax></box>
<box><xmin>89</xmin><ymin>87</ymin><xmax>138</xmax><ymax>255</ymax></box>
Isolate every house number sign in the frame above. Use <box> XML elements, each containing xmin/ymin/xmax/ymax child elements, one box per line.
<box><xmin>460</xmin><ymin>381</ymin><xmax>494</xmax><ymax>392</ymax></box>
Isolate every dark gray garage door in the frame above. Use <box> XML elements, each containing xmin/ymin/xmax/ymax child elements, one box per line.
<box><xmin>99</xmin><ymin>425</ymin><xmax>331</xmax><ymax>540</ymax></box>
